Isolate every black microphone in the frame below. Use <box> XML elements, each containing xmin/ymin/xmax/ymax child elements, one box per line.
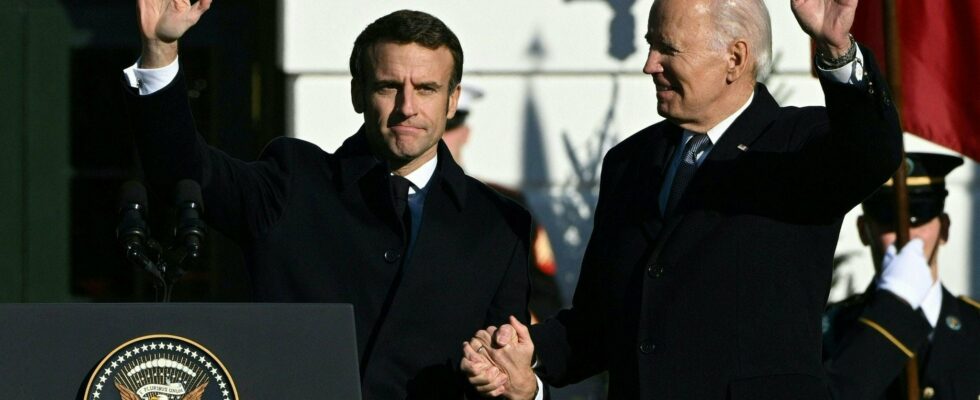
<box><xmin>174</xmin><ymin>179</ymin><xmax>207</xmax><ymax>259</ymax></box>
<box><xmin>116</xmin><ymin>181</ymin><xmax>150</xmax><ymax>266</ymax></box>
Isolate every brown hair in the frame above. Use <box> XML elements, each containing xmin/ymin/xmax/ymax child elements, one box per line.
<box><xmin>350</xmin><ymin>10</ymin><xmax>464</xmax><ymax>90</ymax></box>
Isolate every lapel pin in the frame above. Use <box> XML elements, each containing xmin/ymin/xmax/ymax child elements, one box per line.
<box><xmin>946</xmin><ymin>315</ymin><xmax>962</xmax><ymax>331</ymax></box>
<box><xmin>737</xmin><ymin>144</ymin><xmax>748</xmax><ymax>151</ymax></box>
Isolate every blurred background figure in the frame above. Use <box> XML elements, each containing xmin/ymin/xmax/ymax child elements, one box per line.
<box><xmin>442</xmin><ymin>84</ymin><xmax>482</xmax><ymax>165</ymax></box>
<box><xmin>824</xmin><ymin>153</ymin><xmax>980</xmax><ymax>400</ymax></box>
<box><xmin>444</xmin><ymin>82</ymin><xmax>563</xmax><ymax>323</ymax></box>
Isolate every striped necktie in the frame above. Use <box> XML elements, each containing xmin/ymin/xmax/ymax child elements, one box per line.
<box><xmin>664</xmin><ymin>134</ymin><xmax>712</xmax><ymax>216</ymax></box>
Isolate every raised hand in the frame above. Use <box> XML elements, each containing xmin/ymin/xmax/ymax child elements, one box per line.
<box><xmin>137</xmin><ymin>0</ymin><xmax>213</xmax><ymax>67</ymax></box>
<box><xmin>139</xmin><ymin>0</ymin><xmax>212</xmax><ymax>42</ymax></box>
<box><xmin>790</xmin><ymin>0</ymin><xmax>858</xmax><ymax>57</ymax></box>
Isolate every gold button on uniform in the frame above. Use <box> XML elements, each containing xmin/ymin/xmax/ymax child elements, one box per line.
<box><xmin>922</xmin><ymin>386</ymin><xmax>934</xmax><ymax>399</ymax></box>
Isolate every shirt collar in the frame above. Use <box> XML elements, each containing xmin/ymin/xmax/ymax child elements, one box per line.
<box><xmin>399</xmin><ymin>154</ymin><xmax>438</xmax><ymax>195</ymax></box>
<box><xmin>685</xmin><ymin>92</ymin><xmax>755</xmax><ymax>144</ymax></box>
<box><xmin>921</xmin><ymin>281</ymin><xmax>943</xmax><ymax>328</ymax></box>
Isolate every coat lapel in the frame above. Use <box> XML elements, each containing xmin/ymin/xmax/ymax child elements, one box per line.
<box><xmin>400</xmin><ymin>141</ymin><xmax>470</xmax><ymax>268</ymax></box>
<box><xmin>921</xmin><ymin>288</ymin><xmax>963</xmax><ymax>383</ymax></box>
<box><xmin>640</xmin><ymin>125</ymin><xmax>683</xmax><ymax>241</ymax></box>
<box><xmin>702</xmin><ymin>84</ymin><xmax>780</xmax><ymax>164</ymax></box>
<box><xmin>641</xmin><ymin>84</ymin><xmax>779</xmax><ymax>246</ymax></box>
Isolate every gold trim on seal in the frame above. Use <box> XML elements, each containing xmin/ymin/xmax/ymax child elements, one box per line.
<box><xmin>858</xmin><ymin>317</ymin><xmax>914</xmax><ymax>357</ymax></box>
<box><xmin>82</xmin><ymin>333</ymin><xmax>239</xmax><ymax>399</ymax></box>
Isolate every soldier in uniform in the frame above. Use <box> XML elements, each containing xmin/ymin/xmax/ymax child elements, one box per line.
<box><xmin>823</xmin><ymin>152</ymin><xmax>980</xmax><ymax>400</ymax></box>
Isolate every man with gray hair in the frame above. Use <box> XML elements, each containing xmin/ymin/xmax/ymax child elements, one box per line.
<box><xmin>462</xmin><ymin>0</ymin><xmax>902</xmax><ymax>398</ymax></box>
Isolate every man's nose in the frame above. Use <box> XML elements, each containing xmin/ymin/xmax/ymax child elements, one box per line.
<box><xmin>643</xmin><ymin>49</ymin><xmax>664</xmax><ymax>75</ymax></box>
<box><xmin>396</xmin><ymin>88</ymin><xmax>417</xmax><ymax>117</ymax></box>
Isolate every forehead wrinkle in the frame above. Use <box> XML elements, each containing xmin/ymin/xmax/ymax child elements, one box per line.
<box><xmin>368</xmin><ymin>44</ymin><xmax>452</xmax><ymax>85</ymax></box>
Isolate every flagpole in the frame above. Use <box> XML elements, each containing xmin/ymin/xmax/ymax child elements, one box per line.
<box><xmin>883</xmin><ymin>0</ymin><xmax>910</xmax><ymax>248</ymax></box>
<box><xmin>882</xmin><ymin>0</ymin><xmax>918</xmax><ymax>399</ymax></box>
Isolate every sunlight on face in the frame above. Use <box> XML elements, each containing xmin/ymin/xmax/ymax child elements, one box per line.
<box><xmin>643</xmin><ymin>0</ymin><xmax>746</xmax><ymax>131</ymax></box>
<box><xmin>356</xmin><ymin>42</ymin><xmax>460</xmax><ymax>172</ymax></box>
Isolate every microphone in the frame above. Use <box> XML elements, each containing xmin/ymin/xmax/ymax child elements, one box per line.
<box><xmin>174</xmin><ymin>179</ymin><xmax>207</xmax><ymax>259</ymax></box>
<box><xmin>116</xmin><ymin>181</ymin><xmax>150</xmax><ymax>265</ymax></box>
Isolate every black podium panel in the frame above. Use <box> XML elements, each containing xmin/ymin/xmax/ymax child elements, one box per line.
<box><xmin>0</xmin><ymin>303</ymin><xmax>361</xmax><ymax>399</ymax></box>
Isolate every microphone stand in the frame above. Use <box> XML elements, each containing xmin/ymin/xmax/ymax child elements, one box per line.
<box><xmin>117</xmin><ymin>181</ymin><xmax>206</xmax><ymax>303</ymax></box>
<box><xmin>121</xmin><ymin>234</ymin><xmax>191</xmax><ymax>303</ymax></box>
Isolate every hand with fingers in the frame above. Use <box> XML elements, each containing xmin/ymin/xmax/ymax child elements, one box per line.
<box><xmin>137</xmin><ymin>0</ymin><xmax>213</xmax><ymax>68</ymax></box>
<box><xmin>790</xmin><ymin>0</ymin><xmax>858</xmax><ymax>58</ymax></box>
<box><xmin>878</xmin><ymin>238</ymin><xmax>936</xmax><ymax>308</ymax></box>
<box><xmin>462</xmin><ymin>326</ymin><xmax>509</xmax><ymax>397</ymax></box>
<box><xmin>461</xmin><ymin>316</ymin><xmax>539</xmax><ymax>399</ymax></box>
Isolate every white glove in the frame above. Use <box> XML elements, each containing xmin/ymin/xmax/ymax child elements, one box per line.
<box><xmin>877</xmin><ymin>238</ymin><xmax>935</xmax><ymax>309</ymax></box>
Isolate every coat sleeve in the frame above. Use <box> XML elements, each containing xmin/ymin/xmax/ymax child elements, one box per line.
<box><xmin>122</xmin><ymin>68</ymin><xmax>289</xmax><ymax>243</ymax></box>
<box><xmin>790</xmin><ymin>45</ymin><xmax>904</xmax><ymax>218</ymax></box>
<box><xmin>706</xmin><ymin>45</ymin><xmax>904</xmax><ymax>221</ymax></box>
<box><xmin>823</xmin><ymin>291</ymin><xmax>932</xmax><ymax>399</ymax></box>
<box><xmin>528</xmin><ymin>147</ymin><xmax>631</xmax><ymax>387</ymax></box>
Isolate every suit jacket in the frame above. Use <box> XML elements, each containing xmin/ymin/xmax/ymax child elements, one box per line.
<box><xmin>530</xmin><ymin>49</ymin><xmax>902</xmax><ymax>399</ymax></box>
<box><xmin>824</xmin><ymin>286</ymin><xmax>980</xmax><ymax>400</ymax></box>
<box><xmin>124</xmin><ymin>71</ymin><xmax>532</xmax><ymax>399</ymax></box>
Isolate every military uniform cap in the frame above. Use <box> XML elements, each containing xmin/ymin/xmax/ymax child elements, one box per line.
<box><xmin>862</xmin><ymin>152</ymin><xmax>963</xmax><ymax>225</ymax></box>
<box><xmin>446</xmin><ymin>83</ymin><xmax>484</xmax><ymax>130</ymax></box>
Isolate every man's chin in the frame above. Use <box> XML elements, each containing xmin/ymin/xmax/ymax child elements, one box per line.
<box><xmin>657</xmin><ymin>109</ymin><xmax>681</xmax><ymax>125</ymax></box>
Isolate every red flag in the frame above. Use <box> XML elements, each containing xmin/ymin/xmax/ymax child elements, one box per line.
<box><xmin>852</xmin><ymin>1</ymin><xmax>980</xmax><ymax>161</ymax></box>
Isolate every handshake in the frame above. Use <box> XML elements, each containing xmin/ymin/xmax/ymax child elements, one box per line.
<box><xmin>460</xmin><ymin>316</ymin><xmax>540</xmax><ymax>399</ymax></box>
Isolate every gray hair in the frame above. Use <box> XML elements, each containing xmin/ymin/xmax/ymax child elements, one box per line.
<box><xmin>709</xmin><ymin>0</ymin><xmax>772</xmax><ymax>81</ymax></box>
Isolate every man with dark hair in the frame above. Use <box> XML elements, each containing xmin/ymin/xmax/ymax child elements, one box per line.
<box><xmin>823</xmin><ymin>153</ymin><xmax>980</xmax><ymax>400</ymax></box>
<box><xmin>124</xmin><ymin>2</ymin><xmax>530</xmax><ymax>398</ymax></box>
<box><xmin>349</xmin><ymin>9</ymin><xmax>464</xmax><ymax>92</ymax></box>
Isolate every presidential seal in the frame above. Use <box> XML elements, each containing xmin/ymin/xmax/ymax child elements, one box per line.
<box><xmin>83</xmin><ymin>334</ymin><xmax>238</xmax><ymax>400</ymax></box>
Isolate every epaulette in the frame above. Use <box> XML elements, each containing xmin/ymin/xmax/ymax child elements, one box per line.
<box><xmin>959</xmin><ymin>295</ymin><xmax>980</xmax><ymax>312</ymax></box>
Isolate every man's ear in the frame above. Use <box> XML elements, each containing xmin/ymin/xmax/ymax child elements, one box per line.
<box><xmin>446</xmin><ymin>83</ymin><xmax>461</xmax><ymax>119</ymax></box>
<box><xmin>857</xmin><ymin>215</ymin><xmax>871</xmax><ymax>246</ymax></box>
<box><xmin>940</xmin><ymin>213</ymin><xmax>951</xmax><ymax>244</ymax></box>
<box><xmin>726</xmin><ymin>39</ymin><xmax>750</xmax><ymax>83</ymax></box>
<box><xmin>351</xmin><ymin>79</ymin><xmax>364</xmax><ymax>114</ymax></box>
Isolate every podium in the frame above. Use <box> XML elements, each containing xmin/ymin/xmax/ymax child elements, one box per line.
<box><xmin>0</xmin><ymin>303</ymin><xmax>361</xmax><ymax>399</ymax></box>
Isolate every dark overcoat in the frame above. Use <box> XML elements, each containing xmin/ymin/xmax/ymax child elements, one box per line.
<box><xmin>124</xmin><ymin>71</ymin><xmax>532</xmax><ymax>399</ymax></box>
<box><xmin>530</xmin><ymin>48</ymin><xmax>903</xmax><ymax>399</ymax></box>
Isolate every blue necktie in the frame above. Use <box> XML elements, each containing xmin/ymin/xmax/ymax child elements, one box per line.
<box><xmin>665</xmin><ymin>134</ymin><xmax>712</xmax><ymax>216</ymax></box>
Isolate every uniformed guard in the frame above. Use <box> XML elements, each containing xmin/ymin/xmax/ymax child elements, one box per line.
<box><xmin>824</xmin><ymin>152</ymin><xmax>980</xmax><ymax>400</ymax></box>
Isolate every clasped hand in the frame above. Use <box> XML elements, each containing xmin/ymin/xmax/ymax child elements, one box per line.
<box><xmin>461</xmin><ymin>316</ymin><xmax>538</xmax><ymax>399</ymax></box>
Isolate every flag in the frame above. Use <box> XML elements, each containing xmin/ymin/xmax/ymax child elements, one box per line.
<box><xmin>851</xmin><ymin>0</ymin><xmax>980</xmax><ymax>161</ymax></box>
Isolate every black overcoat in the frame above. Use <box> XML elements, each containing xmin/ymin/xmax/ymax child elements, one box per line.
<box><xmin>530</xmin><ymin>49</ymin><xmax>903</xmax><ymax>399</ymax></box>
<box><xmin>124</xmin><ymin>71</ymin><xmax>532</xmax><ymax>399</ymax></box>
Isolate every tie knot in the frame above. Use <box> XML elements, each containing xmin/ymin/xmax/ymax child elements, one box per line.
<box><xmin>390</xmin><ymin>175</ymin><xmax>412</xmax><ymax>201</ymax></box>
<box><xmin>684</xmin><ymin>134</ymin><xmax>712</xmax><ymax>163</ymax></box>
